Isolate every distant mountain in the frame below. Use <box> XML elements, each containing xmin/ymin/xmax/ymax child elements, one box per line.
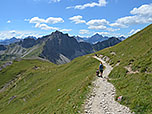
<box><xmin>74</xmin><ymin>36</ymin><xmax>87</xmax><ymax>42</ymax></box>
<box><xmin>75</xmin><ymin>33</ymin><xmax>124</xmax><ymax>44</ymax></box>
<box><xmin>0</xmin><ymin>37</ymin><xmax>21</xmax><ymax>45</ymax></box>
<box><xmin>93</xmin><ymin>37</ymin><xmax>121</xmax><ymax>51</ymax></box>
<box><xmin>24</xmin><ymin>36</ymin><xmax>37</xmax><ymax>40</ymax></box>
<box><xmin>18</xmin><ymin>37</ymin><xmax>37</xmax><ymax>48</ymax></box>
<box><xmin>118</xmin><ymin>36</ymin><xmax>126</xmax><ymax>41</ymax></box>
<box><xmin>0</xmin><ymin>31</ymin><xmax>121</xmax><ymax>64</ymax></box>
<box><xmin>85</xmin><ymin>33</ymin><xmax>109</xmax><ymax>44</ymax></box>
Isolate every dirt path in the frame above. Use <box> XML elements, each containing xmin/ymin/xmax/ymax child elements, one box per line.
<box><xmin>84</xmin><ymin>56</ymin><xmax>133</xmax><ymax>114</ymax></box>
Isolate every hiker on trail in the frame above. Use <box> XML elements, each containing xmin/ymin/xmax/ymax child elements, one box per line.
<box><xmin>99</xmin><ymin>61</ymin><xmax>103</xmax><ymax>77</ymax></box>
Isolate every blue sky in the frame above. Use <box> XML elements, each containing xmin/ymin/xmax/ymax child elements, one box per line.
<box><xmin>0</xmin><ymin>0</ymin><xmax>152</xmax><ymax>39</ymax></box>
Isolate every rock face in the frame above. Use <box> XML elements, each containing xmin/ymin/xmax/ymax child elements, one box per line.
<box><xmin>41</xmin><ymin>31</ymin><xmax>94</xmax><ymax>64</ymax></box>
<box><xmin>0</xmin><ymin>45</ymin><xmax>7</xmax><ymax>51</ymax></box>
<box><xmin>18</xmin><ymin>37</ymin><xmax>37</xmax><ymax>48</ymax></box>
<box><xmin>93</xmin><ymin>37</ymin><xmax>121</xmax><ymax>51</ymax></box>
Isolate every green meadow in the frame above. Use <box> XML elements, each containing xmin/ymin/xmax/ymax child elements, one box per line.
<box><xmin>0</xmin><ymin>56</ymin><xmax>98</xmax><ymax>114</ymax></box>
<box><xmin>0</xmin><ymin>24</ymin><xmax>152</xmax><ymax>114</ymax></box>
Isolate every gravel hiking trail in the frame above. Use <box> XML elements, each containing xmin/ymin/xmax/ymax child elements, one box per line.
<box><xmin>84</xmin><ymin>56</ymin><xmax>133</xmax><ymax>114</ymax></box>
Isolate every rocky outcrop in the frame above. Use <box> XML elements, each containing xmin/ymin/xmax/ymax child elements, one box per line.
<box><xmin>19</xmin><ymin>37</ymin><xmax>37</xmax><ymax>48</ymax></box>
<box><xmin>0</xmin><ymin>45</ymin><xmax>7</xmax><ymax>51</ymax></box>
<box><xmin>41</xmin><ymin>31</ymin><xmax>94</xmax><ymax>64</ymax></box>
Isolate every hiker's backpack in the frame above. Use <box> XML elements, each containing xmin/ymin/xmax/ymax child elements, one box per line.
<box><xmin>99</xmin><ymin>64</ymin><xmax>103</xmax><ymax>70</ymax></box>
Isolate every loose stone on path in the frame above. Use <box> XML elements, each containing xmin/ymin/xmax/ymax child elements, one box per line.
<box><xmin>83</xmin><ymin>56</ymin><xmax>133</xmax><ymax>114</ymax></box>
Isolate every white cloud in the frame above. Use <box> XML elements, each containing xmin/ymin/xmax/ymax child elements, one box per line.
<box><xmin>88</xmin><ymin>25</ymin><xmax>119</xmax><ymax>32</ymax></box>
<box><xmin>29</xmin><ymin>17</ymin><xmax>46</xmax><ymax>24</ymax></box>
<box><xmin>110</xmin><ymin>22</ymin><xmax>127</xmax><ymax>28</ymax></box>
<box><xmin>110</xmin><ymin>3</ymin><xmax>152</xmax><ymax>28</ymax></box>
<box><xmin>69</xmin><ymin>15</ymin><xmax>86</xmax><ymax>24</ymax></box>
<box><xmin>29</xmin><ymin>17</ymin><xmax>64</xmax><ymax>24</ymax></box>
<box><xmin>86</xmin><ymin>19</ymin><xmax>119</xmax><ymax>31</ymax></box>
<box><xmin>130</xmin><ymin>4</ymin><xmax>152</xmax><ymax>17</ymax></box>
<box><xmin>0</xmin><ymin>31</ymin><xmax>43</xmax><ymax>40</ymax></box>
<box><xmin>46</xmin><ymin>17</ymin><xmax>64</xmax><ymax>24</ymax></box>
<box><xmin>7</xmin><ymin>20</ymin><xmax>11</xmax><ymax>23</ymax></box>
<box><xmin>28</xmin><ymin>17</ymin><xmax>63</xmax><ymax>30</ymax></box>
<box><xmin>87</xmin><ymin>19</ymin><xmax>109</xmax><ymax>26</ymax></box>
<box><xmin>88</xmin><ymin>25</ymin><xmax>107</xmax><ymax>30</ymax></box>
<box><xmin>60</xmin><ymin>29</ymin><xmax>72</xmax><ymax>32</ymax></box>
<box><xmin>67</xmin><ymin>0</ymin><xmax>107</xmax><ymax>10</ymax></box>
<box><xmin>79</xmin><ymin>29</ymin><xmax>90</xmax><ymax>34</ymax></box>
<box><xmin>35</xmin><ymin>23</ymin><xmax>58</xmax><ymax>30</ymax></box>
<box><xmin>129</xmin><ymin>29</ymin><xmax>141</xmax><ymax>35</ymax></box>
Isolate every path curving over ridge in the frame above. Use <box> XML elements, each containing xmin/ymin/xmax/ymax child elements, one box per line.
<box><xmin>84</xmin><ymin>56</ymin><xmax>133</xmax><ymax>114</ymax></box>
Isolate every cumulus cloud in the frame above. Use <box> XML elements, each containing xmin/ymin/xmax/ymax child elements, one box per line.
<box><xmin>28</xmin><ymin>17</ymin><xmax>63</xmax><ymax>30</ymax></box>
<box><xmin>130</xmin><ymin>4</ymin><xmax>152</xmax><ymax>17</ymax></box>
<box><xmin>129</xmin><ymin>29</ymin><xmax>141</xmax><ymax>35</ymax></box>
<box><xmin>110</xmin><ymin>22</ymin><xmax>127</xmax><ymax>28</ymax></box>
<box><xmin>110</xmin><ymin>3</ymin><xmax>152</xmax><ymax>28</ymax></box>
<box><xmin>29</xmin><ymin>17</ymin><xmax>46</xmax><ymax>24</ymax></box>
<box><xmin>46</xmin><ymin>17</ymin><xmax>64</xmax><ymax>24</ymax></box>
<box><xmin>0</xmin><ymin>30</ymin><xmax>43</xmax><ymax>40</ymax></box>
<box><xmin>35</xmin><ymin>23</ymin><xmax>58</xmax><ymax>30</ymax></box>
<box><xmin>7</xmin><ymin>20</ymin><xmax>11</xmax><ymax>23</ymax></box>
<box><xmin>67</xmin><ymin>0</ymin><xmax>107</xmax><ymax>10</ymax></box>
<box><xmin>88</xmin><ymin>25</ymin><xmax>107</xmax><ymax>30</ymax></box>
<box><xmin>86</xmin><ymin>19</ymin><xmax>119</xmax><ymax>32</ymax></box>
<box><xmin>87</xmin><ymin>19</ymin><xmax>109</xmax><ymax>26</ymax></box>
<box><xmin>60</xmin><ymin>29</ymin><xmax>72</xmax><ymax>32</ymax></box>
<box><xmin>29</xmin><ymin>17</ymin><xmax>64</xmax><ymax>24</ymax></box>
<box><xmin>79</xmin><ymin>29</ymin><xmax>90</xmax><ymax>34</ymax></box>
<box><xmin>69</xmin><ymin>15</ymin><xmax>86</xmax><ymax>24</ymax></box>
<box><xmin>88</xmin><ymin>25</ymin><xmax>119</xmax><ymax>32</ymax></box>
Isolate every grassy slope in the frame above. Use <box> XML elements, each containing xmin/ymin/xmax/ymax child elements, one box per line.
<box><xmin>95</xmin><ymin>24</ymin><xmax>152</xmax><ymax>113</ymax></box>
<box><xmin>0</xmin><ymin>24</ymin><xmax>151</xmax><ymax>114</ymax></box>
<box><xmin>0</xmin><ymin>55</ymin><xmax>98</xmax><ymax>114</ymax></box>
<box><xmin>23</xmin><ymin>42</ymin><xmax>45</xmax><ymax>58</ymax></box>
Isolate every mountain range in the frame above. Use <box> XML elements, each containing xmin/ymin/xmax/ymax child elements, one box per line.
<box><xmin>75</xmin><ymin>33</ymin><xmax>125</xmax><ymax>44</ymax></box>
<box><xmin>0</xmin><ymin>31</ymin><xmax>121</xmax><ymax>64</ymax></box>
<box><xmin>0</xmin><ymin>37</ymin><xmax>21</xmax><ymax>45</ymax></box>
<box><xmin>0</xmin><ymin>24</ymin><xmax>151</xmax><ymax>114</ymax></box>
<box><xmin>0</xmin><ymin>33</ymin><xmax>124</xmax><ymax>46</ymax></box>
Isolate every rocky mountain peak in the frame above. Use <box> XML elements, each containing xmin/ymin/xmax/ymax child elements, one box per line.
<box><xmin>51</xmin><ymin>30</ymin><xmax>64</xmax><ymax>36</ymax></box>
<box><xmin>49</xmin><ymin>30</ymin><xmax>70</xmax><ymax>40</ymax></box>
<box><xmin>93</xmin><ymin>33</ymin><xmax>103</xmax><ymax>38</ymax></box>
